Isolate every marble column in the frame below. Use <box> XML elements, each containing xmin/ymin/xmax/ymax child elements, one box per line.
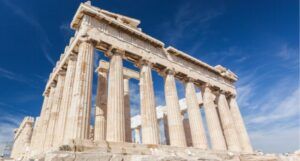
<box><xmin>34</xmin><ymin>94</ymin><xmax>49</xmax><ymax>153</ymax></box>
<box><xmin>229</xmin><ymin>95</ymin><xmax>253</xmax><ymax>153</ymax></box>
<box><xmin>67</xmin><ymin>40</ymin><xmax>94</xmax><ymax>140</ymax></box>
<box><xmin>94</xmin><ymin>71</ymin><xmax>108</xmax><ymax>141</ymax></box>
<box><xmin>140</xmin><ymin>61</ymin><xmax>159</xmax><ymax>144</ymax></box>
<box><xmin>183</xmin><ymin>118</ymin><xmax>193</xmax><ymax>147</ymax></box>
<box><xmin>217</xmin><ymin>91</ymin><xmax>241</xmax><ymax>152</ymax></box>
<box><xmin>106</xmin><ymin>49</ymin><xmax>125</xmax><ymax>142</ymax></box>
<box><xmin>55</xmin><ymin>55</ymin><xmax>77</xmax><ymax>146</ymax></box>
<box><xmin>185</xmin><ymin>80</ymin><xmax>208</xmax><ymax>149</ymax></box>
<box><xmin>134</xmin><ymin>127</ymin><xmax>141</xmax><ymax>144</ymax></box>
<box><xmin>44</xmin><ymin>71</ymin><xmax>66</xmax><ymax>149</ymax></box>
<box><xmin>163</xmin><ymin>114</ymin><xmax>170</xmax><ymax>145</ymax></box>
<box><xmin>202</xmin><ymin>85</ymin><xmax>227</xmax><ymax>150</ymax></box>
<box><xmin>29</xmin><ymin>117</ymin><xmax>40</xmax><ymax>156</ymax></box>
<box><xmin>40</xmin><ymin>85</ymin><xmax>56</xmax><ymax>152</ymax></box>
<box><xmin>164</xmin><ymin>70</ymin><xmax>186</xmax><ymax>147</ymax></box>
<box><xmin>124</xmin><ymin>77</ymin><xmax>132</xmax><ymax>142</ymax></box>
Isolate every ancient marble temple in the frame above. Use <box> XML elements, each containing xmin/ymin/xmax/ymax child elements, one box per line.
<box><xmin>10</xmin><ymin>2</ymin><xmax>260</xmax><ymax>161</ymax></box>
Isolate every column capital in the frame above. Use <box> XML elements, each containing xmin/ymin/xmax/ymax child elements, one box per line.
<box><xmin>50</xmin><ymin>81</ymin><xmax>57</xmax><ymax>88</ymax></box>
<box><xmin>78</xmin><ymin>37</ymin><xmax>97</xmax><ymax>46</ymax></box>
<box><xmin>136</xmin><ymin>59</ymin><xmax>153</xmax><ymax>68</ymax></box>
<box><xmin>183</xmin><ymin>77</ymin><xmax>195</xmax><ymax>84</ymax></box>
<box><xmin>104</xmin><ymin>47</ymin><xmax>125</xmax><ymax>58</ymax></box>
<box><xmin>58</xmin><ymin>70</ymin><xmax>67</xmax><ymax>76</ymax></box>
<box><xmin>201</xmin><ymin>83</ymin><xmax>213</xmax><ymax>90</ymax></box>
<box><xmin>159</xmin><ymin>68</ymin><xmax>176</xmax><ymax>77</ymax></box>
<box><xmin>123</xmin><ymin>75</ymin><xmax>131</xmax><ymax>80</ymax></box>
<box><xmin>228</xmin><ymin>93</ymin><xmax>237</xmax><ymax>99</ymax></box>
<box><xmin>68</xmin><ymin>52</ymin><xmax>78</xmax><ymax>61</ymax></box>
<box><xmin>219</xmin><ymin>89</ymin><xmax>227</xmax><ymax>95</ymax></box>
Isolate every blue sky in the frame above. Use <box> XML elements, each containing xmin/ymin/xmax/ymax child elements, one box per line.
<box><xmin>0</xmin><ymin>0</ymin><xmax>299</xmax><ymax>153</ymax></box>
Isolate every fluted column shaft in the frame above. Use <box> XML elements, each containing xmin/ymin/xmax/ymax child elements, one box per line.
<box><xmin>183</xmin><ymin>118</ymin><xmax>193</xmax><ymax>147</ymax></box>
<box><xmin>163</xmin><ymin>114</ymin><xmax>170</xmax><ymax>145</ymax></box>
<box><xmin>229</xmin><ymin>96</ymin><xmax>253</xmax><ymax>153</ymax></box>
<box><xmin>124</xmin><ymin>77</ymin><xmax>132</xmax><ymax>142</ymax></box>
<box><xmin>140</xmin><ymin>63</ymin><xmax>159</xmax><ymax>144</ymax></box>
<box><xmin>94</xmin><ymin>71</ymin><xmax>108</xmax><ymax>141</ymax></box>
<box><xmin>67</xmin><ymin>41</ymin><xmax>94</xmax><ymax>140</ymax></box>
<box><xmin>218</xmin><ymin>92</ymin><xmax>241</xmax><ymax>152</ymax></box>
<box><xmin>44</xmin><ymin>72</ymin><xmax>65</xmax><ymax>149</ymax></box>
<box><xmin>34</xmin><ymin>95</ymin><xmax>48</xmax><ymax>153</ymax></box>
<box><xmin>185</xmin><ymin>81</ymin><xmax>208</xmax><ymax>149</ymax></box>
<box><xmin>55</xmin><ymin>56</ymin><xmax>77</xmax><ymax>146</ymax></box>
<box><xmin>29</xmin><ymin>117</ymin><xmax>40</xmax><ymax>156</ymax></box>
<box><xmin>164</xmin><ymin>71</ymin><xmax>186</xmax><ymax>147</ymax></box>
<box><xmin>202</xmin><ymin>85</ymin><xmax>227</xmax><ymax>150</ymax></box>
<box><xmin>40</xmin><ymin>86</ymin><xmax>56</xmax><ymax>152</ymax></box>
<box><xmin>106</xmin><ymin>51</ymin><xmax>125</xmax><ymax>142</ymax></box>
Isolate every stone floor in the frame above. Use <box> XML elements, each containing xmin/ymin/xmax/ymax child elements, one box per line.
<box><xmin>43</xmin><ymin>140</ymin><xmax>300</xmax><ymax>161</ymax></box>
<box><xmin>3</xmin><ymin>140</ymin><xmax>300</xmax><ymax>161</ymax></box>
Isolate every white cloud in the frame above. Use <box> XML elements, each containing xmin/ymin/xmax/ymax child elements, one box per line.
<box><xmin>248</xmin><ymin>87</ymin><xmax>299</xmax><ymax>125</ymax></box>
<box><xmin>236</xmin><ymin>67</ymin><xmax>300</xmax><ymax>153</ymax></box>
<box><xmin>249</xmin><ymin>124</ymin><xmax>300</xmax><ymax>153</ymax></box>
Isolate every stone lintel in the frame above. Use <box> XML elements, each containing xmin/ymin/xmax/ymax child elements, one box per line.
<box><xmin>166</xmin><ymin>46</ymin><xmax>237</xmax><ymax>82</ymax></box>
<box><xmin>96</xmin><ymin>60</ymin><xmax>139</xmax><ymax>80</ymax></box>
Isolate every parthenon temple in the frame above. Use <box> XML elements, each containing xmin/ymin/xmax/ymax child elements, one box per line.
<box><xmin>9</xmin><ymin>2</ymin><xmax>279</xmax><ymax>161</ymax></box>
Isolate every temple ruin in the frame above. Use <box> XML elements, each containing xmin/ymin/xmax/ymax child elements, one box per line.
<box><xmin>8</xmin><ymin>2</ymin><xmax>299</xmax><ymax>161</ymax></box>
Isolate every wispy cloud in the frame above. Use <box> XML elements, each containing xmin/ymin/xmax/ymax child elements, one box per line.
<box><xmin>0</xmin><ymin>67</ymin><xmax>44</xmax><ymax>89</ymax></box>
<box><xmin>0</xmin><ymin>109</ymin><xmax>24</xmax><ymax>149</ymax></box>
<box><xmin>0</xmin><ymin>67</ymin><xmax>31</xmax><ymax>84</ymax></box>
<box><xmin>276</xmin><ymin>43</ymin><xmax>299</xmax><ymax>69</ymax></box>
<box><xmin>60</xmin><ymin>22</ymin><xmax>74</xmax><ymax>40</ymax></box>
<box><xmin>235</xmin><ymin>61</ymin><xmax>299</xmax><ymax>153</ymax></box>
<box><xmin>1</xmin><ymin>0</ymin><xmax>55</xmax><ymax>66</ymax></box>
<box><xmin>160</xmin><ymin>2</ymin><xmax>224</xmax><ymax>48</ymax></box>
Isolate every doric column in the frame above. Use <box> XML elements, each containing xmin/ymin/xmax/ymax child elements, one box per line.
<box><xmin>164</xmin><ymin>70</ymin><xmax>186</xmax><ymax>147</ymax></box>
<box><xmin>40</xmin><ymin>85</ymin><xmax>56</xmax><ymax>152</ymax></box>
<box><xmin>202</xmin><ymin>84</ymin><xmax>227</xmax><ymax>150</ymax></box>
<box><xmin>183</xmin><ymin>118</ymin><xmax>193</xmax><ymax>147</ymax></box>
<box><xmin>139</xmin><ymin>61</ymin><xmax>159</xmax><ymax>144</ymax></box>
<box><xmin>67</xmin><ymin>40</ymin><xmax>94</xmax><ymax>140</ymax></box>
<box><xmin>106</xmin><ymin>49</ymin><xmax>125</xmax><ymax>142</ymax></box>
<box><xmin>124</xmin><ymin>77</ymin><xmax>132</xmax><ymax>142</ymax></box>
<box><xmin>163</xmin><ymin>114</ymin><xmax>170</xmax><ymax>145</ymax></box>
<box><xmin>94</xmin><ymin>71</ymin><xmax>108</xmax><ymax>141</ymax></box>
<box><xmin>55</xmin><ymin>54</ymin><xmax>77</xmax><ymax>146</ymax></box>
<box><xmin>134</xmin><ymin>127</ymin><xmax>141</xmax><ymax>144</ymax></box>
<box><xmin>44</xmin><ymin>71</ymin><xmax>66</xmax><ymax>149</ymax></box>
<box><xmin>229</xmin><ymin>95</ymin><xmax>253</xmax><ymax>153</ymax></box>
<box><xmin>29</xmin><ymin>117</ymin><xmax>40</xmax><ymax>157</ymax></box>
<box><xmin>185</xmin><ymin>80</ymin><xmax>208</xmax><ymax>149</ymax></box>
<box><xmin>33</xmin><ymin>94</ymin><xmax>49</xmax><ymax>153</ymax></box>
<box><xmin>217</xmin><ymin>91</ymin><xmax>241</xmax><ymax>152</ymax></box>
<box><xmin>89</xmin><ymin>125</ymin><xmax>94</xmax><ymax>140</ymax></box>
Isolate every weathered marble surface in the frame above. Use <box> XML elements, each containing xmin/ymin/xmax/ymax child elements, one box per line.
<box><xmin>37</xmin><ymin>141</ymin><xmax>300</xmax><ymax>161</ymax></box>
